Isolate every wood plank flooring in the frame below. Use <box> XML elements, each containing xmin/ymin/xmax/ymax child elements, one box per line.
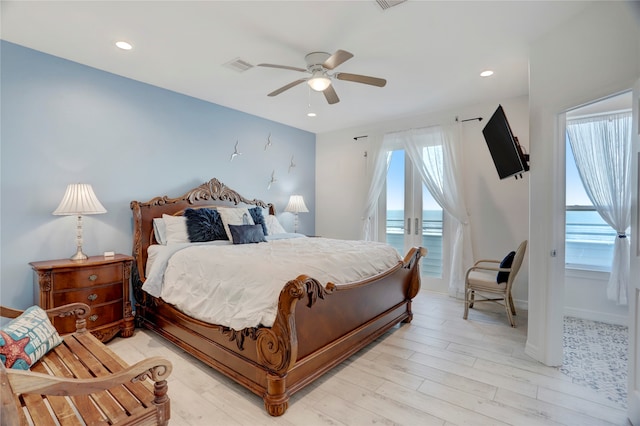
<box><xmin>107</xmin><ymin>291</ymin><xmax>630</xmax><ymax>425</ymax></box>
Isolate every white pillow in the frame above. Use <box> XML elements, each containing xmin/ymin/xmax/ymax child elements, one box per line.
<box><xmin>162</xmin><ymin>214</ymin><xmax>189</xmax><ymax>244</ymax></box>
<box><xmin>217</xmin><ymin>207</ymin><xmax>254</xmax><ymax>242</ymax></box>
<box><xmin>265</xmin><ymin>214</ymin><xmax>287</xmax><ymax>235</ymax></box>
<box><xmin>153</xmin><ymin>218</ymin><xmax>167</xmax><ymax>245</ymax></box>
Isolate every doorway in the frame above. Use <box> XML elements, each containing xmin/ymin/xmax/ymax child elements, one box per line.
<box><xmin>561</xmin><ymin>91</ymin><xmax>632</xmax><ymax>407</ymax></box>
<box><xmin>385</xmin><ymin>149</ymin><xmax>445</xmax><ymax>292</ymax></box>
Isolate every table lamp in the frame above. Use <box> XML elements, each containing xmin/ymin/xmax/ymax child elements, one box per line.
<box><xmin>284</xmin><ymin>195</ymin><xmax>308</xmax><ymax>234</ymax></box>
<box><xmin>53</xmin><ymin>183</ymin><xmax>107</xmax><ymax>260</ymax></box>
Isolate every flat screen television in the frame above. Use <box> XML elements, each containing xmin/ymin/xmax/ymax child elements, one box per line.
<box><xmin>482</xmin><ymin>105</ymin><xmax>529</xmax><ymax>180</ymax></box>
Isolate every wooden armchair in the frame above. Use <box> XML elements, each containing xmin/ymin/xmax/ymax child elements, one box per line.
<box><xmin>463</xmin><ymin>240</ymin><xmax>528</xmax><ymax>327</ymax></box>
<box><xmin>1</xmin><ymin>303</ymin><xmax>172</xmax><ymax>425</ymax></box>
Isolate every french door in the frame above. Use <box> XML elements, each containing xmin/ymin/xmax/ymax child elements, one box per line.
<box><xmin>386</xmin><ymin>149</ymin><xmax>445</xmax><ymax>291</ymax></box>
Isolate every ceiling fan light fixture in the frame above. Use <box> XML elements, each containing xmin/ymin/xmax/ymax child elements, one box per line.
<box><xmin>307</xmin><ymin>74</ymin><xmax>331</xmax><ymax>92</ymax></box>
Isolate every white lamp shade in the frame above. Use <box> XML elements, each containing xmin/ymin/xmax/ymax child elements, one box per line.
<box><xmin>53</xmin><ymin>184</ymin><xmax>107</xmax><ymax>216</ymax></box>
<box><xmin>284</xmin><ymin>195</ymin><xmax>309</xmax><ymax>213</ymax></box>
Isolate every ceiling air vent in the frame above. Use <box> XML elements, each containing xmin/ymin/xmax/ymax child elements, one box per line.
<box><xmin>376</xmin><ymin>0</ymin><xmax>407</xmax><ymax>10</ymax></box>
<box><xmin>223</xmin><ymin>57</ymin><xmax>254</xmax><ymax>73</ymax></box>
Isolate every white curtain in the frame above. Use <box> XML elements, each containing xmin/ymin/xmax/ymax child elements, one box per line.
<box><xmin>361</xmin><ymin>134</ymin><xmax>392</xmax><ymax>241</ymax></box>
<box><xmin>566</xmin><ymin>111</ymin><xmax>632</xmax><ymax>305</ymax></box>
<box><xmin>385</xmin><ymin>124</ymin><xmax>473</xmax><ymax>297</ymax></box>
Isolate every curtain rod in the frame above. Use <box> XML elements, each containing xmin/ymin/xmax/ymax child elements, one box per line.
<box><xmin>455</xmin><ymin>116</ymin><xmax>483</xmax><ymax>123</ymax></box>
<box><xmin>353</xmin><ymin>115</ymin><xmax>483</xmax><ymax>140</ymax></box>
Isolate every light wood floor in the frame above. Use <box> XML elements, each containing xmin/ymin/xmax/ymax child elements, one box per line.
<box><xmin>107</xmin><ymin>291</ymin><xmax>629</xmax><ymax>425</ymax></box>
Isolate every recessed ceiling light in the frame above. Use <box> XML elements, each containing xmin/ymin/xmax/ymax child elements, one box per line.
<box><xmin>480</xmin><ymin>70</ymin><xmax>494</xmax><ymax>77</ymax></box>
<box><xmin>115</xmin><ymin>41</ymin><xmax>133</xmax><ymax>50</ymax></box>
<box><xmin>307</xmin><ymin>112</ymin><xmax>317</xmax><ymax>117</ymax></box>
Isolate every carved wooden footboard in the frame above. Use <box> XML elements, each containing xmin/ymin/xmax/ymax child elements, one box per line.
<box><xmin>130</xmin><ymin>178</ymin><xmax>425</xmax><ymax>416</ymax></box>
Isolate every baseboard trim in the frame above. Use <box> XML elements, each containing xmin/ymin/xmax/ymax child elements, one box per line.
<box><xmin>563</xmin><ymin>307</ymin><xmax>628</xmax><ymax>326</ymax></box>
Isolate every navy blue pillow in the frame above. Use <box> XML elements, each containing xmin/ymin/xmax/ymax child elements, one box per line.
<box><xmin>497</xmin><ymin>251</ymin><xmax>516</xmax><ymax>283</ymax></box>
<box><xmin>184</xmin><ymin>208</ymin><xmax>228</xmax><ymax>242</ymax></box>
<box><xmin>248</xmin><ymin>207</ymin><xmax>268</xmax><ymax>236</ymax></box>
<box><xmin>229</xmin><ymin>224</ymin><xmax>267</xmax><ymax>244</ymax></box>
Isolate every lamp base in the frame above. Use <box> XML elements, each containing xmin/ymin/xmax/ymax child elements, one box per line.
<box><xmin>70</xmin><ymin>247</ymin><xmax>88</xmax><ymax>261</ymax></box>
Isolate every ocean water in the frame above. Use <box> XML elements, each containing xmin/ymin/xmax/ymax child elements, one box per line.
<box><xmin>386</xmin><ymin>210</ymin><xmax>443</xmax><ymax>277</ymax></box>
<box><xmin>385</xmin><ymin>209</ymin><xmax>617</xmax><ymax>274</ymax></box>
<box><xmin>565</xmin><ymin>210</ymin><xmax>616</xmax><ymax>270</ymax></box>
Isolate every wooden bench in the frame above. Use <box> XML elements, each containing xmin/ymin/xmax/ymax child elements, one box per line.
<box><xmin>1</xmin><ymin>303</ymin><xmax>172</xmax><ymax>425</ymax></box>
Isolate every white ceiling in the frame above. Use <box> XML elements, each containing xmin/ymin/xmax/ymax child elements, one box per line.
<box><xmin>2</xmin><ymin>1</ymin><xmax>598</xmax><ymax>134</ymax></box>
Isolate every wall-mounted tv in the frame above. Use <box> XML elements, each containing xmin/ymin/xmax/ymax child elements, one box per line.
<box><xmin>482</xmin><ymin>105</ymin><xmax>529</xmax><ymax>180</ymax></box>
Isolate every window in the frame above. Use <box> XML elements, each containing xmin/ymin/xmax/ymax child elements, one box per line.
<box><xmin>565</xmin><ymin>92</ymin><xmax>632</xmax><ymax>271</ymax></box>
<box><xmin>386</xmin><ymin>150</ymin><xmax>443</xmax><ymax>278</ymax></box>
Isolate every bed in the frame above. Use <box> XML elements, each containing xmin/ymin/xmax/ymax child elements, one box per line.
<box><xmin>130</xmin><ymin>177</ymin><xmax>426</xmax><ymax>416</ymax></box>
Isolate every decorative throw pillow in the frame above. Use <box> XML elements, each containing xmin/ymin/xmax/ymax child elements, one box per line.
<box><xmin>0</xmin><ymin>306</ymin><xmax>63</xmax><ymax>370</ymax></box>
<box><xmin>229</xmin><ymin>224</ymin><xmax>267</xmax><ymax>244</ymax></box>
<box><xmin>184</xmin><ymin>208</ymin><xmax>228</xmax><ymax>242</ymax></box>
<box><xmin>265</xmin><ymin>214</ymin><xmax>287</xmax><ymax>235</ymax></box>
<box><xmin>162</xmin><ymin>214</ymin><xmax>190</xmax><ymax>244</ymax></box>
<box><xmin>217</xmin><ymin>207</ymin><xmax>255</xmax><ymax>242</ymax></box>
<box><xmin>153</xmin><ymin>218</ymin><xmax>167</xmax><ymax>245</ymax></box>
<box><xmin>248</xmin><ymin>207</ymin><xmax>269</xmax><ymax>236</ymax></box>
<box><xmin>497</xmin><ymin>251</ymin><xmax>516</xmax><ymax>283</ymax></box>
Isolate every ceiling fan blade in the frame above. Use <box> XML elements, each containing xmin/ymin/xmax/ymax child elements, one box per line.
<box><xmin>323</xmin><ymin>85</ymin><xmax>340</xmax><ymax>104</ymax></box>
<box><xmin>267</xmin><ymin>79</ymin><xmax>307</xmax><ymax>97</ymax></box>
<box><xmin>335</xmin><ymin>73</ymin><xmax>386</xmax><ymax>87</ymax></box>
<box><xmin>257</xmin><ymin>63</ymin><xmax>307</xmax><ymax>73</ymax></box>
<box><xmin>322</xmin><ymin>50</ymin><xmax>354</xmax><ymax>70</ymax></box>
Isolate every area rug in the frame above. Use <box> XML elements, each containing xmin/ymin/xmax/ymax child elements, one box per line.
<box><xmin>561</xmin><ymin>316</ymin><xmax>628</xmax><ymax>408</ymax></box>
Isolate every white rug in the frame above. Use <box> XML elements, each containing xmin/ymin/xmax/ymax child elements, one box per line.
<box><xmin>561</xmin><ymin>316</ymin><xmax>628</xmax><ymax>408</ymax></box>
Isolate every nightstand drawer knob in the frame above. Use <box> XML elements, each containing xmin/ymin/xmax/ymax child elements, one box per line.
<box><xmin>87</xmin><ymin>293</ymin><xmax>98</xmax><ymax>301</ymax></box>
<box><xmin>89</xmin><ymin>314</ymin><xmax>99</xmax><ymax>322</ymax></box>
<box><xmin>88</xmin><ymin>274</ymin><xmax>98</xmax><ymax>281</ymax></box>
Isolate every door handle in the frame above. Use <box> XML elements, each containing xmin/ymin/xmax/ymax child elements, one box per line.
<box><xmin>415</xmin><ymin>218</ymin><xmax>419</xmax><ymax>235</ymax></box>
<box><xmin>406</xmin><ymin>218</ymin><xmax>411</xmax><ymax>235</ymax></box>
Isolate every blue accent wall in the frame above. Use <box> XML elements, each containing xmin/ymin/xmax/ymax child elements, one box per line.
<box><xmin>0</xmin><ymin>41</ymin><xmax>315</xmax><ymax>310</ymax></box>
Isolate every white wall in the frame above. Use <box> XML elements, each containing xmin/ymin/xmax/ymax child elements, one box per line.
<box><xmin>316</xmin><ymin>96</ymin><xmax>530</xmax><ymax>298</ymax></box>
<box><xmin>527</xmin><ymin>1</ymin><xmax>640</xmax><ymax>365</ymax></box>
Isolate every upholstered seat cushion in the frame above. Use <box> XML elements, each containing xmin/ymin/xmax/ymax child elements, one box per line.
<box><xmin>467</xmin><ymin>270</ymin><xmax>505</xmax><ymax>291</ymax></box>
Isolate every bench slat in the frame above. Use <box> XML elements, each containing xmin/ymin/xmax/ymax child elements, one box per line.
<box><xmin>77</xmin><ymin>333</ymin><xmax>155</xmax><ymax>406</ymax></box>
<box><xmin>45</xmin><ymin>343</ymin><xmax>108</xmax><ymax>425</ymax></box>
<box><xmin>31</xmin><ymin>362</ymin><xmax>83</xmax><ymax>426</ymax></box>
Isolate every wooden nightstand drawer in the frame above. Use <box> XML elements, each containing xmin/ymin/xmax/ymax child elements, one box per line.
<box><xmin>30</xmin><ymin>254</ymin><xmax>134</xmax><ymax>342</ymax></box>
<box><xmin>52</xmin><ymin>300</ymin><xmax>124</xmax><ymax>334</ymax></box>
<box><xmin>52</xmin><ymin>263</ymin><xmax>123</xmax><ymax>290</ymax></box>
<box><xmin>52</xmin><ymin>282</ymin><xmax>122</xmax><ymax>307</ymax></box>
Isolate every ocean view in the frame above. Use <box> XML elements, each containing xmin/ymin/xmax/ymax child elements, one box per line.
<box><xmin>385</xmin><ymin>209</ymin><xmax>617</xmax><ymax>275</ymax></box>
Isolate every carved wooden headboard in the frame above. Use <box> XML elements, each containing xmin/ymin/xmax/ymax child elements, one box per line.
<box><xmin>129</xmin><ymin>178</ymin><xmax>275</xmax><ymax>304</ymax></box>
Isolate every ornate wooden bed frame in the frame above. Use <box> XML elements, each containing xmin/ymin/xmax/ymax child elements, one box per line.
<box><xmin>130</xmin><ymin>178</ymin><xmax>425</xmax><ymax>416</ymax></box>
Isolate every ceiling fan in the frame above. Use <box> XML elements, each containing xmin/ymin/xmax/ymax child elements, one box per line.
<box><xmin>257</xmin><ymin>50</ymin><xmax>386</xmax><ymax>105</ymax></box>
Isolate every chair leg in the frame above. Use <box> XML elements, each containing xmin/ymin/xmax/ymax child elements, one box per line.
<box><xmin>508</xmin><ymin>293</ymin><xmax>516</xmax><ymax>315</ymax></box>
<box><xmin>469</xmin><ymin>290</ymin><xmax>475</xmax><ymax>309</ymax></box>
<box><xmin>463</xmin><ymin>289</ymin><xmax>469</xmax><ymax>320</ymax></box>
<box><xmin>505</xmin><ymin>296</ymin><xmax>516</xmax><ymax>327</ymax></box>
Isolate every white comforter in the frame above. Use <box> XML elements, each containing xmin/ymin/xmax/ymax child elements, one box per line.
<box><xmin>142</xmin><ymin>236</ymin><xmax>402</xmax><ymax>330</ymax></box>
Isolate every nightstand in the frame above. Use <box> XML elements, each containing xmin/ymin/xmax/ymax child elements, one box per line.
<box><xmin>30</xmin><ymin>254</ymin><xmax>134</xmax><ymax>342</ymax></box>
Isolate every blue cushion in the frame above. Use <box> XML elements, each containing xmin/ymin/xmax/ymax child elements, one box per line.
<box><xmin>229</xmin><ymin>224</ymin><xmax>267</xmax><ymax>244</ymax></box>
<box><xmin>248</xmin><ymin>207</ymin><xmax>268</xmax><ymax>236</ymax></box>
<box><xmin>0</xmin><ymin>306</ymin><xmax>63</xmax><ymax>370</ymax></box>
<box><xmin>497</xmin><ymin>251</ymin><xmax>516</xmax><ymax>283</ymax></box>
<box><xmin>184</xmin><ymin>208</ymin><xmax>228</xmax><ymax>242</ymax></box>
